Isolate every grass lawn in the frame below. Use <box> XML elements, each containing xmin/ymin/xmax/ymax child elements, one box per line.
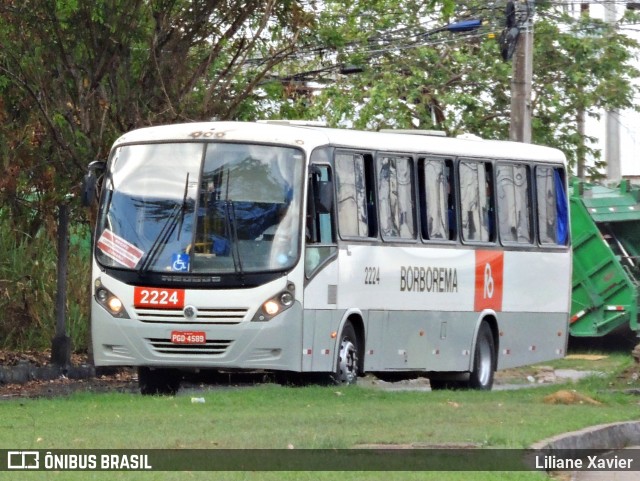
<box><xmin>0</xmin><ymin>351</ymin><xmax>638</xmax><ymax>481</ymax></box>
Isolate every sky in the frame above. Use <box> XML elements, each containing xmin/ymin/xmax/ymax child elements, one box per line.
<box><xmin>585</xmin><ymin>2</ymin><xmax>640</xmax><ymax>177</ymax></box>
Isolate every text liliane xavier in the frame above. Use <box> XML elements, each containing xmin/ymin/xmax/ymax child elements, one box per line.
<box><xmin>535</xmin><ymin>454</ymin><xmax>634</xmax><ymax>470</ymax></box>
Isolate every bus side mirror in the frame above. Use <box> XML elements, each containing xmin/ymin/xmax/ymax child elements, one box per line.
<box><xmin>81</xmin><ymin>160</ymin><xmax>106</xmax><ymax>207</ymax></box>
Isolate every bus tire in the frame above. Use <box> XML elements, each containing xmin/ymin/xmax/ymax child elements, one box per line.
<box><xmin>138</xmin><ymin>367</ymin><xmax>181</xmax><ymax>396</ymax></box>
<box><xmin>332</xmin><ymin>322</ymin><xmax>359</xmax><ymax>385</ymax></box>
<box><xmin>467</xmin><ymin>322</ymin><xmax>496</xmax><ymax>390</ymax></box>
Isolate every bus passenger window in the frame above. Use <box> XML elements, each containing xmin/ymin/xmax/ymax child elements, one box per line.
<box><xmin>420</xmin><ymin>158</ymin><xmax>456</xmax><ymax>241</ymax></box>
<box><xmin>536</xmin><ymin>166</ymin><xmax>568</xmax><ymax>246</ymax></box>
<box><xmin>377</xmin><ymin>155</ymin><xmax>416</xmax><ymax>240</ymax></box>
<box><xmin>496</xmin><ymin>163</ymin><xmax>532</xmax><ymax>244</ymax></box>
<box><xmin>459</xmin><ymin>160</ymin><xmax>494</xmax><ymax>243</ymax></box>
<box><xmin>335</xmin><ymin>152</ymin><xmax>377</xmax><ymax>238</ymax></box>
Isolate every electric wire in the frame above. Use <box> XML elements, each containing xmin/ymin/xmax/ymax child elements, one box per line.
<box><xmin>242</xmin><ymin>1</ymin><xmax>640</xmax><ymax>85</ymax></box>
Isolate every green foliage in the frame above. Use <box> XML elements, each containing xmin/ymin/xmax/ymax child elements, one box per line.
<box><xmin>531</xmin><ymin>8</ymin><xmax>639</xmax><ymax>174</ymax></box>
<box><xmin>264</xmin><ymin>1</ymin><xmax>638</xmax><ymax>177</ymax></box>
<box><xmin>0</xmin><ymin>1</ymin><xmax>314</xmax><ymax>350</ymax></box>
<box><xmin>0</xmin><ymin>0</ymin><xmax>314</xmax><ymax>213</ymax></box>
<box><xmin>0</xmin><ymin>214</ymin><xmax>90</xmax><ymax>351</ymax></box>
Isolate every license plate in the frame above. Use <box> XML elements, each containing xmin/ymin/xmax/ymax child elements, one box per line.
<box><xmin>134</xmin><ymin>287</ymin><xmax>185</xmax><ymax>309</ymax></box>
<box><xmin>171</xmin><ymin>331</ymin><xmax>206</xmax><ymax>344</ymax></box>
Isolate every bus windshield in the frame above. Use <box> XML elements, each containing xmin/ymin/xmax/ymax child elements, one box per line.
<box><xmin>96</xmin><ymin>142</ymin><xmax>304</xmax><ymax>274</ymax></box>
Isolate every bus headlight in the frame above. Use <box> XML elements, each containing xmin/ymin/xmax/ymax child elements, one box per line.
<box><xmin>107</xmin><ymin>296</ymin><xmax>124</xmax><ymax>314</ymax></box>
<box><xmin>263</xmin><ymin>300</ymin><xmax>280</xmax><ymax>316</ymax></box>
<box><xmin>252</xmin><ymin>286</ymin><xmax>296</xmax><ymax>322</ymax></box>
<box><xmin>95</xmin><ymin>280</ymin><xmax>130</xmax><ymax>319</ymax></box>
<box><xmin>280</xmin><ymin>292</ymin><xmax>294</xmax><ymax>307</ymax></box>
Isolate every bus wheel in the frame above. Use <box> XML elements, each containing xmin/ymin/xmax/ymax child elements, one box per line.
<box><xmin>138</xmin><ymin>367</ymin><xmax>181</xmax><ymax>396</ymax></box>
<box><xmin>467</xmin><ymin>323</ymin><xmax>496</xmax><ymax>390</ymax></box>
<box><xmin>332</xmin><ymin>322</ymin><xmax>359</xmax><ymax>385</ymax></box>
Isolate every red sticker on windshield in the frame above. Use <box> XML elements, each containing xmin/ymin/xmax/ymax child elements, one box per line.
<box><xmin>97</xmin><ymin>229</ymin><xmax>145</xmax><ymax>268</ymax></box>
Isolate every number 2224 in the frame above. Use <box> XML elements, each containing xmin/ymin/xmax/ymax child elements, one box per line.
<box><xmin>364</xmin><ymin>267</ymin><xmax>380</xmax><ymax>285</ymax></box>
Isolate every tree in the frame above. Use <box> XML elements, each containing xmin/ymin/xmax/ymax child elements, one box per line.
<box><xmin>264</xmin><ymin>1</ymin><xmax>639</xmax><ymax>176</ymax></box>
<box><xmin>0</xmin><ymin>0</ymin><xmax>314</xmax><ymax>233</ymax></box>
<box><xmin>0</xmin><ymin>0</ymin><xmax>314</xmax><ymax>349</ymax></box>
<box><xmin>532</xmin><ymin>7</ymin><xmax>639</xmax><ymax>177</ymax></box>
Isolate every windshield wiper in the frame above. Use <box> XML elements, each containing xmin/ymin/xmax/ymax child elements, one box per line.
<box><xmin>229</xmin><ymin>201</ymin><xmax>244</xmax><ymax>277</ymax></box>
<box><xmin>176</xmin><ymin>173</ymin><xmax>190</xmax><ymax>242</ymax></box>
<box><xmin>137</xmin><ymin>174</ymin><xmax>190</xmax><ymax>276</ymax></box>
<box><xmin>221</xmin><ymin>169</ymin><xmax>245</xmax><ymax>280</ymax></box>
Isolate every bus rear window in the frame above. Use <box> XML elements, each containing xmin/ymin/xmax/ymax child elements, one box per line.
<box><xmin>536</xmin><ymin>166</ymin><xmax>568</xmax><ymax>246</ymax></box>
<box><xmin>496</xmin><ymin>163</ymin><xmax>532</xmax><ymax>244</ymax></box>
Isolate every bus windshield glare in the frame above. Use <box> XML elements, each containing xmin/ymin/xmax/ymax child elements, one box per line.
<box><xmin>96</xmin><ymin>142</ymin><xmax>304</xmax><ymax>274</ymax></box>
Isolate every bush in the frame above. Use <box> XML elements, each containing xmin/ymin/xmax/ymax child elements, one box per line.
<box><xmin>0</xmin><ymin>215</ymin><xmax>90</xmax><ymax>352</ymax></box>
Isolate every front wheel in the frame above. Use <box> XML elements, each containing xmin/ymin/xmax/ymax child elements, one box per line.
<box><xmin>467</xmin><ymin>322</ymin><xmax>496</xmax><ymax>390</ymax></box>
<box><xmin>332</xmin><ymin>322</ymin><xmax>359</xmax><ymax>385</ymax></box>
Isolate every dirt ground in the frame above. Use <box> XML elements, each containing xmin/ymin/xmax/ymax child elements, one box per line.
<box><xmin>0</xmin><ymin>350</ymin><xmax>138</xmax><ymax>399</ymax></box>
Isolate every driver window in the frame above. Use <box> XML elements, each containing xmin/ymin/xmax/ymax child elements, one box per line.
<box><xmin>305</xmin><ymin>164</ymin><xmax>337</xmax><ymax>277</ymax></box>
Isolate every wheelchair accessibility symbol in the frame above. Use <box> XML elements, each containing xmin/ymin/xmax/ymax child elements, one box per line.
<box><xmin>171</xmin><ymin>253</ymin><xmax>190</xmax><ymax>272</ymax></box>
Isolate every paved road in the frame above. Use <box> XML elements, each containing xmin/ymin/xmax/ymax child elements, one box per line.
<box><xmin>571</xmin><ymin>447</ymin><xmax>640</xmax><ymax>481</ymax></box>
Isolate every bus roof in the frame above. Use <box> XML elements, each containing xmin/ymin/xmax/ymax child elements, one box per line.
<box><xmin>113</xmin><ymin>121</ymin><xmax>566</xmax><ymax>164</ymax></box>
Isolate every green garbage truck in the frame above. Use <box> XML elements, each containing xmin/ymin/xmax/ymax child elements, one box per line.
<box><xmin>570</xmin><ymin>179</ymin><xmax>640</xmax><ymax>357</ymax></box>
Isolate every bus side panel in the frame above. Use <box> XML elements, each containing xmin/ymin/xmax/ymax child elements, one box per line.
<box><xmin>336</xmin><ymin>244</ymin><xmax>570</xmax><ymax>374</ymax></box>
<box><xmin>502</xmin><ymin>250</ymin><xmax>572</xmax><ymax>314</ymax></box>
<box><xmin>337</xmin><ymin>244</ymin><xmax>474</xmax><ymax>313</ymax></box>
<box><xmin>303</xmin><ymin>255</ymin><xmax>341</xmax><ymax>372</ymax></box>
<box><xmin>496</xmin><ymin>312</ymin><xmax>567</xmax><ymax>370</ymax></box>
<box><xmin>339</xmin><ymin>244</ymin><xmax>477</xmax><ymax>373</ymax></box>
<box><xmin>430</xmin><ymin>311</ymin><xmax>476</xmax><ymax>371</ymax></box>
<box><xmin>301</xmin><ymin>309</ymin><xmax>343</xmax><ymax>373</ymax></box>
<box><xmin>497</xmin><ymin>249</ymin><xmax>571</xmax><ymax>369</ymax></box>
<box><xmin>364</xmin><ymin>310</ymin><xmax>386</xmax><ymax>371</ymax></box>
<box><xmin>364</xmin><ymin>311</ymin><xmax>475</xmax><ymax>373</ymax></box>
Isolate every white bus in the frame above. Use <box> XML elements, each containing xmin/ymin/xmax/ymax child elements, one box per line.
<box><xmin>84</xmin><ymin>121</ymin><xmax>571</xmax><ymax>394</ymax></box>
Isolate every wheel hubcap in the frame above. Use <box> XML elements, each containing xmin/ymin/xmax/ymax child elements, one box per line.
<box><xmin>338</xmin><ymin>338</ymin><xmax>358</xmax><ymax>383</ymax></box>
<box><xmin>477</xmin><ymin>340</ymin><xmax>492</xmax><ymax>386</ymax></box>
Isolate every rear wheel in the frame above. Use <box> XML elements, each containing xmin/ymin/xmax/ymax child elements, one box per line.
<box><xmin>332</xmin><ymin>322</ymin><xmax>359</xmax><ymax>385</ymax></box>
<box><xmin>467</xmin><ymin>322</ymin><xmax>496</xmax><ymax>390</ymax></box>
<box><xmin>138</xmin><ymin>367</ymin><xmax>181</xmax><ymax>395</ymax></box>
<box><xmin>429</xmin><ymin>323</ymin><xmax>496</xmax><ymax>391</ymax></box>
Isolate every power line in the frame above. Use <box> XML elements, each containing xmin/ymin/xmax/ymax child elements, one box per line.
<box><xmin>247</xmin><ymin>0</ymin><xmax>638</xmax><ymax>85</ymax></box>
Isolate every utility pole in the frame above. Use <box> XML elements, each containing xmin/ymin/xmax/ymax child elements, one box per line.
<box><xmin>509</xmin><ymin>0</ymin><xmax>535</xmax><ymax>143</ymax></box>
<box><xmin>51</xmin><ymin>203</ymin><xmax>72</xmax><ymax>368</ymax></box>
<box><xmin>604</xmin><ymin>0</ymin><xmax>621</xmax><ymax>183</ymax></box>
<box><xmin>576</xmin><ymin>2</ymin><xmax>590</xmax><ymax>179</ymax></box>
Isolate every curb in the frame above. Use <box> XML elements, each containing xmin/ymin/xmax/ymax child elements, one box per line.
<box><xmin>531</xmin><ymin>421</ymin><xmax>640</xmax><ymax>451</ymax></box>
<box><xmin>0</xmin><ymin>362</ymin><xmax>95</xmax><ymax>385</ymax></box>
